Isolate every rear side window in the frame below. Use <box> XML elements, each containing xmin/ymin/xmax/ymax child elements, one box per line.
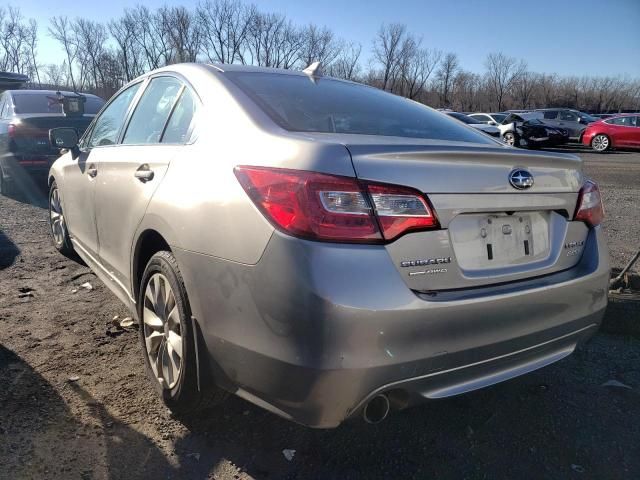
<box><xmin>123</xmin><ymin>77</ymin><xmax>183</xmax><ymax>145</ymax></box>
<box><xmin>543</xmin><ymin>111</ymin><xmax>558</xmax><ymax>119</ymax></box>
<box><xmin>162</xmin><ymin>88</ymin><xmax>196</xmax><ymax>144</ymax></box>
<box><xmin>227</xmin><ymin>72</ymin><xmax>493</xmax><ymax>144</ymax></box>
<box><xmin>606</xmin><ymin>116</ymin><xmax>636</xmax><ymax>126</ymax></box>
<box><xmin>88</xmin><ymin>83</ymin><xmax>141</xmax><ymax>148</ymax></box>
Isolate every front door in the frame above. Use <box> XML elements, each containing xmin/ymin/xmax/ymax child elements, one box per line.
<box><xmin>62</xmin><ymin>83</ymin><xmax>143</xmax><ymax>256</ymax></box>
<box><xmin>94</xmin><ymin>76</ymin><xmax>197</xmax><ymax>293</ymax></box>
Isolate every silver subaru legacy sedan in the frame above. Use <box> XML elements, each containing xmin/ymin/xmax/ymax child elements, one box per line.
<box><xmin>47</xmin><ymin>63</ymin><xmax>609</xmax><ymax>428</ymax></box>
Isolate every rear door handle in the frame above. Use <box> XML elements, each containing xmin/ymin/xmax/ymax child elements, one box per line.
<box><xmin>134</xmin><ymin>164</ymin><xmax>154</xmax><ymax>182</ymax></box>
<box><xmin>87</xmin><ymin>165</ymin><xmax>97</xmax><ymax>178</ymax></box>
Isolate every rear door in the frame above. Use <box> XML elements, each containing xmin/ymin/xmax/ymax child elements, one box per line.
<box><xmin>605</xmin><ymin>116</ymin><xmax>636</xmax><ymax>147</ymax></box>
<box><xmin>62</xmin><ymin>83</ymin><xmax>142</xmax><ymax>257</ymax></box>
<box><xmin>94</xmin><ymin>75</ymin><xmax>198</xmax><ymax>291</ymax></box>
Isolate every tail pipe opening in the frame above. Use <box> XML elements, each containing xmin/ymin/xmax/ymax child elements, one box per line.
<box><xmin>362</xmin><ymin>394</ymin><xmax>390</xmax><ymax>424</ymax></box>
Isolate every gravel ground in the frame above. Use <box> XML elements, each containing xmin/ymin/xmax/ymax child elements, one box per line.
<box><xmin>1</xmin><ymin>147</ymin><xmax>639</xmax><ymax>480</ymax></box>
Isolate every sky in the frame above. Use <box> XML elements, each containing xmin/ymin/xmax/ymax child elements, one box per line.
<box><xmin>13</xmin><ymin>0</ymin><xmax>640</xmax><ymax>78</ymax></box>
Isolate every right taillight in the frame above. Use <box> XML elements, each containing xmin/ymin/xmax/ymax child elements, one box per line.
<box><xmin>234</xmin><ymin>166</ymin><xmax>438</xmax><ymax>243</ymax></box>
<box><xmin>574</xmin><ymin>180</ymin><xmax>604</xmax><ymax>227</ymax></box>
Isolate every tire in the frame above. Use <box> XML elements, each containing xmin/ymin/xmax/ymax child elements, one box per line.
<box><xmin>48</xmin><ymin>181</ymin><xmax>74</xmax><ymax>255</ymax></box>
<box><xmin>591</xmin><ymin>134</ymin><xmax>611</xmax><ymax>153</ymax></box>
<box><xmin>503</xmin><ymin>131</ymin><xmax>518</xmax><ymax>147</ymax></box>
<box><xmin>138</xmin><ymin>251</ymin><xmax>227</xmax><ymax>414</ymax></box>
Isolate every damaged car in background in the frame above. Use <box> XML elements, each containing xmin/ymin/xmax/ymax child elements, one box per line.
<box><xmin>499</xmin><ymin>112</ymin><xmax>569</xmax><ymax>149</ymax></box>
<box><xmin>47</xmin><ymin>63</ymin><xmax>609</xmax><ymax>428</ymax></box>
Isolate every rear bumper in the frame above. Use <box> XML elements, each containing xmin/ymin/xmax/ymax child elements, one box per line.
<box><xmin>0</xmin><ymin>153</ymin><xmax>54</xmax><ymax>180</ymax></box>
<box><xmin>175</xmin><ymin>226</ymin><xmax>609</xmax><ymax>428</ymax></box>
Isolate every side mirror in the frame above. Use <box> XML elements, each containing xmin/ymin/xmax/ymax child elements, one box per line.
<box><xmin>50</xmin><ymin>127</ymin><xmax>80</xmax><ymax>159</ymax></box>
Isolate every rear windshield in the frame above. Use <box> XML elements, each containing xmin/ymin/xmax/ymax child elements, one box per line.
<box><xmin>12</xmin><ymin>94</ymin><xmax>104</xmax><ymax>115</ymax></box>
<box><xmin>227</xmin><ymin>72</ymin><xmax>494</xmax><ymax>144</ymax></box>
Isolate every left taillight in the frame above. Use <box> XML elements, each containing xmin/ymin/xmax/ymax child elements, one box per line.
<box><xmin>234</xmin><ymin>166</ymin><xmax>438</xmax><ymax>243</ymax></box>
<box><xmin>574</xmin><ymin>180</ymin><xmax>604</xmax><ymax>227</ymax></box>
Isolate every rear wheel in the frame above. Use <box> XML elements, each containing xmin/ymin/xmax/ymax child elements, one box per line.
<box><xmin>591</xmin><ymin>134</ymin><xmax>610</xmax><ymax>152</ymax></box>
<box><xmin>139</xmin><ymin>251</ymin><xmax>227</xmax><ymax>414</ymax></box>
<box><xmin>48</xmin><ymin>181</ymin><xmax>74</xmax><ymax>254</ymax></box>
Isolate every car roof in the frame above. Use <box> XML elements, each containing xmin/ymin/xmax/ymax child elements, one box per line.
<box><xmin>5</xmin><ymin>89</ymin><xmax>102</xmax><ymax>99</ymax></box>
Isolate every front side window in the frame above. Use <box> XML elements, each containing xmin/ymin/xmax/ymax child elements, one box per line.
<box><xmin>88</xmin><ymin>83</ymin><xmax>141</xmax><ymax>148</ymax></box>
<box><xmin>543</xmin><ymin>111</ymin><xmax>558</xmax><ymax>119</ymax></box>
<box><xmin>227</xmin><ymin>72</ymin><xmax>493</xmax><ymax>144</ymax></box>
<box><xmin>123</xmin><ymin>77</ymin><xmax>183</xmax><ymax>145</ymax></box>
<box><xmin>492</xmin><ymin>113</ymin><xmax>507</xmax><ymax>123</ymax></box>
<box><xmin>162</xmin><ymin>88</ymin><xmax>197</xmax><ymax>144</ymax></box>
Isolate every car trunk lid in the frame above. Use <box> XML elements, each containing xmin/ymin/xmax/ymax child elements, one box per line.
<box><xmin>341</xmin><ymin>138</ymin><xmax>587</xmax><ymax>290</ymax></box>
<box><xmin>9</xmin><ymin>114</ymin><xmax>93</xmax><ymax>161</ymax></box>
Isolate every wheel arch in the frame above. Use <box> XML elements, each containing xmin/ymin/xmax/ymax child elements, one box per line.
<box><xmin>131</xmin><ymin>228</ymin><xmax>172</xmax><ymax>308</ymax></box>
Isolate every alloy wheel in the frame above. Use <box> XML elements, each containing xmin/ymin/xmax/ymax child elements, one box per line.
<box><xmin>143</xmin><ymin>273</ymin><xmax>183</xmax><ymax>389</ymax></box>
<box><xmin>592</xmin><ymin>135</ymin><xmax>609</xmax><ymax>152</ymax></box>
<box><xmin>49</xmin><ymin>187</ymin><xmax>67</xmax><ymax>246</ymax></box>
<box><xmin>504</xmin><ymin>133</ymin><xmax>515</xmax><ymax>146</ymax></box>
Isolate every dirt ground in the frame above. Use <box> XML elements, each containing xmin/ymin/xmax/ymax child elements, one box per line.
<box><xmin>1</xmin><ymin>147</ymin><xmax>639</xmax><ymax>480</ymax></box>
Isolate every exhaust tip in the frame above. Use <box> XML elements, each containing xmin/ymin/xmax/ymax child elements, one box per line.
<box><xmin>363</xmin><ymin>394</ymin><xmax>390</xmax><ymax>424</ymax></box>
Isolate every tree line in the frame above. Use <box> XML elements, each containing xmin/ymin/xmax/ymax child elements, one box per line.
<box><xmin>2</xmin><ymin>2</ymin><xmax>639</xmax><ymax>113</ymax></box>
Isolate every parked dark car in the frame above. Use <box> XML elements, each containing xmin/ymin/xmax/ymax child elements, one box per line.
<box><xmin>534</xmin><ymin>109</ymin><xmax>598</xmax><ymax>142</ymax></box>
<box><xmin>501</xmin><ymin>113</ymin><xmax>569</xmax><ymax>149</ymax></box>
<box><xmin>582</xmin><ymin>114</ymin><xmax>640</xmax><ymax>152</ymax></box>
<box><xmin>0</xmin><ymin>89</ymin><xmax>104</xmax><ymax>195</ymax></box>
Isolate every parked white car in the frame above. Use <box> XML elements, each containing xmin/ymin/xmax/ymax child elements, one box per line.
<box><xmin>444</xmin><ymin>112</ymin><xmax>501</xmax><ymax>138</ymax></box>
<box><xmin>468</xmin><ymin>112</ymin><xmax>508</xmax><ymax>126</ymax></box>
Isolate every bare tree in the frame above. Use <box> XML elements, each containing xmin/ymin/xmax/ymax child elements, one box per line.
<box><xmin>73</xmin><ymin>19</ymin><xmax>108</xmax><ymax>91</ymax></box>
<box><xmin>329</xmin><ymin>42</ymin><xmax>361</xmax><ymax>80</ymax></box>
<box><xmin>297</xmin><ymin>23</ymin><xmax>341</xmax><ymax>69</ymax></box>
<box><xmin>197</xmin><ymin>0</ymin><xmax>255</xmax><ymax>64</ymax></box>
<box><xmin>49</xmin><ymin>16</ymin><xmax>78</xmax><ymax>90</ymax></box>
<box><xmin>484</xmin><ymin>52</ymin><xmax>526</xmax><ymax>111</ymax></box>
<box><xmin>246</xmin><ymin>11</ymin><xmax>301</xmax><ymax>68</ymax></box>
<box><xmin>109</xmin><ymin>12</ymin><xmax>146</xmax><ymax>82</ymax></box>
<box><xmin>372</xmin><ymin>23</ymin><xmax>408</xmax><ymax>91</ymax></box>
<box><xmin>159</xmin><ymin>6</ymin><xmax>201</xmax><ymax>64</ymax></box>
<box><xmin>435</xmin><ymin>52</ymin><xmax>459</xmax><ymax>107</ymax></box>
<box><xmin>513</xmin><ymin>71</ymin><xmax>537</xmax><ymax>109</ymax></box>
<box><xmin>400</xmin><ymin>47</ymin><xmax>441</xmax><ymax>99</ymax></box>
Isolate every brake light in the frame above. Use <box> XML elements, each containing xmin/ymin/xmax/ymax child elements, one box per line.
<box><xmin>234</xmin><ymin>166</ymin><xmax>438</xmax><ymax>243</ymax></box>
<box><xmin>574</xmin><ymin>180</ymin><xmax>604</xmax><ymax>227</ymax></box>
<box><xmin>8</xmin><ymin>124</ymin><xmax>16</xmax><ymax>138</ymax></box>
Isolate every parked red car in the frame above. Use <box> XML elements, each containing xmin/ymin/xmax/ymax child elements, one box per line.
<box><xmin>582</xmin><ymin>114</ymin><xmax>640</xmax><ymax>152</ymax></box>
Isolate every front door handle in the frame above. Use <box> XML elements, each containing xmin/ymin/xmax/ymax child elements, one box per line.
<box><xmin>87</xmin><ymin>165</ymin><xmax>97</xmax><ymax>178</ymax></box>
<box><xmin>134</xmin><ymin>164</ymin><xmax>154</xmax><ymax>182</ymax></box>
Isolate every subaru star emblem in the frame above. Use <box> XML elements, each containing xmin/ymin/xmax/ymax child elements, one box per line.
<box><xmin>509</xmin><ymin>169</ymin><xmax>534</xmax><ymax>190</ymax></box>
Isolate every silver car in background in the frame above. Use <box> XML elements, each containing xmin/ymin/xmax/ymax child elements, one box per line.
<box><xmin>48</xmin><ymin>63</ymin><xmax>609</xmax><ymax>428</ymax></box>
